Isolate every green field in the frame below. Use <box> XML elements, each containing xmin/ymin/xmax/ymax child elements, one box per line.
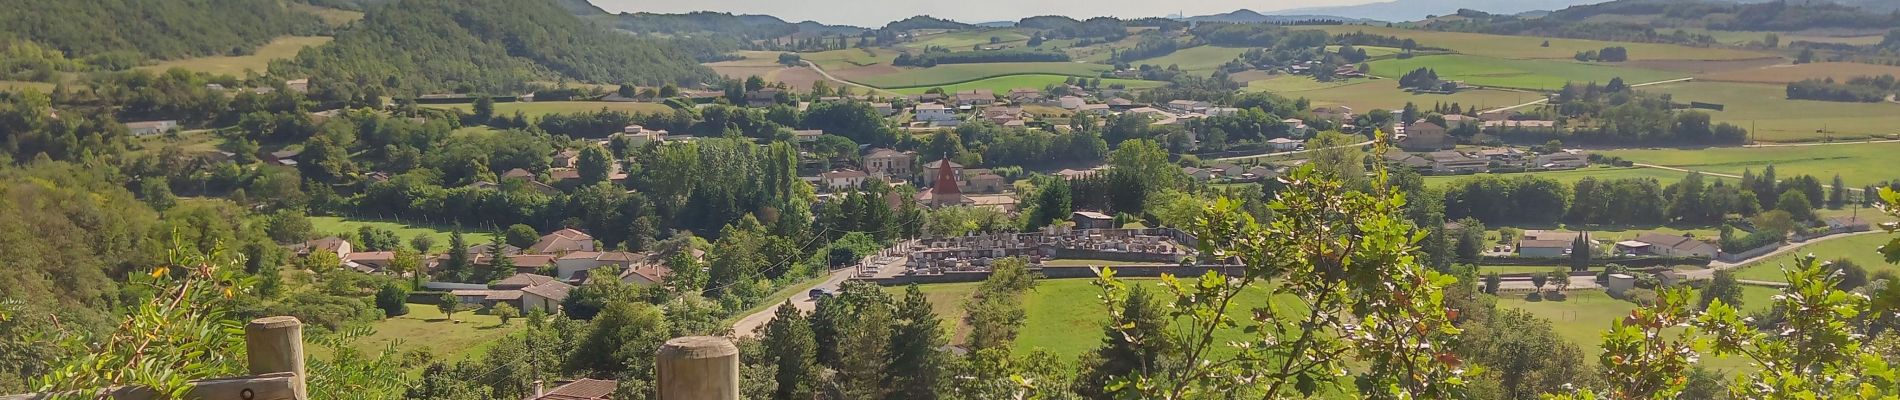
<box><xmin>1367</xmin><ymin>54</ymin><xmax>1685</xmax><ymax>91</ymax></box>
<box><xmin>887</xmin><ymin>74</ymin><xmax>1163</xmax><ymax>95</ymax></box>
<box><xmin>1126</xmin><ymin>46</ymin><xmax>1251</xmax><ymax>74</ymax></box>
<box><xmin>1496</xmin><ymin>288</ymin><xmax>1769</xmax><ymax>373</ymax></box>
<box><xmin>802</xmin><ymin>48</ymin><xmax>898</xmax><ymax>70</ymax></box>
<box><xmin>853</xmin><ymin>62</ymin><xmax>1112</xmax><ymax>88</ymax></box>
<box><xmin>890</xmin><ymin>278</ymin><xmax>1296</xmax><ymax>363</ymax></box>
<box><xmin>1599</xmin><ymin>141</ymin><xmax>1900</xmax><ymax>188</ymax></box>
<box><xmin>138</xmin><ymin>36</ymin><xmax>332</xmax><ymax>77</ymax></box>
<box><xmin>1730</xmin><ymin>233</ymin><xmax>1897</xmax><ymax>282</ymax></box>
<box><xmin>0</xmin><ymin>80</ymin><xmax>56</xmax><ymax>93</ymax></box>
<box><xmin>423</xmin><ymin>101</ymin><xmax>674</xmax><ymax>118</ymax></box>
<box><xmin>327</xmin><ymin>304</ymin><xmax>522</xmax><ymax>367</ymax></box>
<box><xmin>1638</xmin><ymin>81</ymin><xmax>1900</xmax><ymax>142</ymax></box>
<box><xmin>1421</xmin><ymin>166</ymin><xmax>1707</xmax><ymax>189</ymax></box>
<box><xmin>1326</xmin><ymin>45</ymin><xmax>1404</xmax><ymax>58</ymax></box>
<box><xmin>1294</xmin><ymin>25</ymin><xmax>1774</xmax><ymax>61</ymax></box>
<box><xmin>310</xmin><ymin>217</ymin><xmax>497</xmax><ymax>252</ymax></box>
<box><xmin>907</xmin><ymin>29</ymin><xmax>1032</xmax><ymax>50</ymax></box>
<box><xmin>1248</xmin><ymin>76</ymin><xmax>1537</xmax><ymax>112</ymax></box>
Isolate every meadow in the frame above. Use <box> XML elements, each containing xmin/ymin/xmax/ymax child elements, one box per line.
<box><xmin>1246</xmin><ymin>75</ymin><xmax>1536</xmax><ymax>111</ymax></box>
<box><xmin>310</xmin><ymin>216</ymin><xmax>497</xmax><ymax>252</ymax></box>
<box><xmin>906</xmin><ymin>29</ymin><xmax>1032</xmax><ymax>50</ymax></box>
<box><xmin>853</xmin><ymin>62</ymin><xmax>1113</xmax><ymax>89</ymax></box>
<box><xmin>888</xmin><ymin>278</ymin><xmax>1296</xmax><ymax>364</ymax></box>
<box><xmin>1294</xmin><ymin>25</ymin><xmax>1774</xmax><ymax>61</ymax></box>
<box><xmin>1366</xmin><ymin>54</ymin><xmax>1685</xmax><ymax>91</ymax></box>
<box><xmin>137</xmin><ymin>36</ymin><xmax>332</xmax><ymax>77</ymax></box>
<box><xmin>887</xmin><ymin>74</ymin><xmax>1162</xmax><ymax>95</ymax></box>
<box><xmin>1636</xmin><ymin>81</ymin><xmax>1900</xmax><ymax>142</ymax></box>
<box><xmin>1598</xmin><ymin>141</ymin><xmax>1900</xmax><ymax>188</ymax></box>
<box><xmin>322</xmin><ymin>304</ymin><xmax>522</xmax><ymax>368</ymax></box>
<box><xmin>1730</xmin><ymin>233</ymin><xmax>1897</xmax><ymax>282</ymax></box>
<box><xmin>801</xmin><ymin>48</ymin><xmax>898</xmax><ymax>70</ymax></box>
<box><xmin>1496</xmin><ymin>288</ymin><xmax>1772</xmax><ymax>372</ymax></box>
<box><xmin>1421</xmin><ymin>166</ymin><xmax>1707</xmax><ymax>189</ymax></box>
<box><xmin>422</xmin><ymin>101</ymin><xmax>674</xmax><ymax>118</ymax></box>
<box><xmin>1125</xmin><ymin>46</ymin><xmax>1251</xmax><ymax>74</ymax></box>
<box><xmin>0</xmin><ymin>80</ymin><xmax>57</xmax><ymax>93</ymax></box>
<box><xmin>1326</xmin><ymin>45</ymin><xmax>1404</xmax><ymax>58</ymax></box>
<box><xmin>1696</xmin><ymin>61</ymin><xmax>1900</xmax><ymax>84</ymax></box>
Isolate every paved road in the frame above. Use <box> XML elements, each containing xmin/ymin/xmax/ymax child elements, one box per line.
<box><xmin>1210</xmin><ymin>140</ymin><xmax>1376</xmax><ymax>162</ymax></box>
<box><xmin>730</xmin><ymin>241</ymin><xmax>914</xmax><ymax>338</ymax></box>
<box><xmin>1695</xmin><ymin>230</ymin><xmax>1883</xmax><ymax>273</ymax></box>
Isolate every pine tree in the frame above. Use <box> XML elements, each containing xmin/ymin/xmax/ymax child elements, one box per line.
<box><xmin>1570</xmin><ymin>233</ymin><xmax>1592</xmax><ymax>270</ymax></box>
<box><xmin>1074</xmin><ymin>285</ymin><xmax>1172</xmax><ymax>398</ymax></box>
<box><xmin>884</xmin><ymin>285</ymin><xmax>944</xmax><ymax>400</ymax></box>
<box><xmin>761</xmin><ymin>301</ymin><xmax>817</xmax><ymax>400</ymax></box>
<box><xmin>484</xmin><ymin>236</ymin><xmax>515</xmax><ymax>282</ymax></box>
<box><xmin>444</xmin><ymin>230</ymin><xmax>469</xmax><ymax>281</ymax></box>
<box><xmin>1829</xmin><ymin>174</ymin><xmax>1847</xmax><ymax>209</ymax></box>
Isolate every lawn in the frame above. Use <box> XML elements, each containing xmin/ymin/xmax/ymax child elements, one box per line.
<box><xmin>889</xmin><ymin>278</ymin><xmax>1298</xmax><ymax>364</ymax></box>
<box><xmin>1730</xmin><ymin>233</ymin><xmax>1897</xmax><ymax>282</ymax></box>
<box><xmin>1247</xmin><ymin>76</ymin><xmax>1535</xmax><ymax>112</ymax></box>
<box><xmin>1636</xmin><ymin>81</ymin><xmax>1900</xmax><ymax>142</ymax></box>
<box><xmin>1366</xmin><ymin>54</ymin><xmax>1685</xmax><ymax>91</ymax></box>
<box><xmin>1326</xmin><ymin>45</ymin><xmax>1404</xmax><ymax>58</ymax></box>
<box><xmin>127</xmin><ymin>129</ymin><xmax>222</xmax><ymax>157</ymax></box>
<box><xmin>887</xmin><ymin>74</ymin><xmax>1163</xmax><ymax>95</ymax></box>
<box><xmin>1598</xmin><ymin>141</ymin><xmax>1900</xmax><ymax>188</ymax></box>
<box><xmin>138</xmin><ymin>36</ymin><xmax>332</xmax><ymax>77</ymax></box>
<box><xmin>309</xmin><ymin>216</ymin><xmax>497</xmax><ymax>252</ymax></box>
<box><xmin>1125</xmin><ymin>46</ymin><xmax>1251</xmax><ymax>74</ymax></box>
<box><xmin>1496</xmin><ymin>289</ymin><xmax>1765</xmax><ymax>373</ymax></box>
<box><xmin>1421</xmin><ymin>166</ymin><xmax>1709</xmax><ymax>189</ymax></box>
<box><xmin>1293</xmin><ymin>25</ymin><xmax>1773</xmax><ymax>61</ymax></box>
<box><xmin>423</xmin><ymin>101</ymin><xmax>674</xmax><ymax>118</ymax></box>
<box><xmin>853</xmin><ymin>62</ymin><xmax>1113</xmax><ymax>89</ymax></box>
<box><xmin>327</xmin><ymin>304</ymin><xmax>522</xmax><ymax>366</ymax></box>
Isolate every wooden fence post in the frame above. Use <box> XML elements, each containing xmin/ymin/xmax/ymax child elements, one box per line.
<box><xmin>245</xmin><ymin>316</ymin><xmax>307</xmax><ymax>400</ymax></box>
<box><xmin>655</xmin><ymin>336</ymin><xmax>738</xmax><ymax>400</ymax></box>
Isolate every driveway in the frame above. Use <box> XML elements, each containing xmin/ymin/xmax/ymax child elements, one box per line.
<box><xmin>730</xmin><ymin>241</ymin><xmax>914</xmax><ymax>338</ymax></box>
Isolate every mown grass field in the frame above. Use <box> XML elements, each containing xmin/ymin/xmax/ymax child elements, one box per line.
<box><xmin>889</xmin><ymin>278</ymin><xmax>1297</xmax><ymax>364</ymax></box>
<box><xmin>1421</xmin><ymin>166</ymin><xmax>1708</xmax><ymax>189</ymax></box>
<box><xmin>310</xmin><ymin>216</ymin><xmax>497</xmax><ymax>252</ymax></box>
<box><xmin>331</xmin><ymin>304</ymin><xmax>522</xmax><ymax>367</ymax></box>
<box><xmin>138</xmin><ymin>36</ymin><xmax>332</xmax><ymax>77</ymax></box>
<box><xmin>1247</xmin><ymin>76</ymin><xmax>1536</xmax><ymax>111</ymax></box>
<box><xmin>423</xmin><ymin>101</ymin><xmax>674</xmax><ymax>118</ymax></box>
<box><xmin>1366</xmin><ymin>54</ymin><xmax>1685</xmax><ymax>91</ymax></box>
<box><xmin>854</xmin><ymin>62</ymin><xmax>1113</xmax><ymax>88</ymax></box>
<box><xmin>1293</xmin><ymin>25</ymin><xmax>1773</xmax><ymax>61</ymax></box>
<box><xmin>887</xmin><ymin>74</ymin><xmax>1162</xmax><ymax>95</ymax></box>
<box><xmin>1731</xmin><ymin>233</ymin><xmax>1897</xmax><ymax>282</ymax></box>
<box><xmin>1126</xmin><ymin>46</ymin><xmax>1251</xmax><ymax>74</ymax></box>
<box><xmin>1637</xmin><ymin>81</ymin><xmax>1900</xmax><ymax>142</ymax></box>
<box><xmin>1697</xmin><ymin>62</ymin><xmax>1900</xmax><ymax>84</ymax></box>
<box><xmin>1326</xmin><ymin>45</ymin><xmax>1404</xmax><ymax>58</ymax></box>
<box><xmin>1496</xmin><ymin>288</ymin><xmax>1770</xmax><ymax>373</ymax></box>
<box><xmin>802</xmin><ymin>48</ymin><xmax>898</xmax><ymax>70</ymax></box>
<box><xmin>1599</xmin><ymin>141</ymin><xmax>1900</xmax><ymax>188</ymax></box>
<box><xmin>906</xmin><ymin>29</ymin><xmax>1032</xmax><ymax>50</ymax></box>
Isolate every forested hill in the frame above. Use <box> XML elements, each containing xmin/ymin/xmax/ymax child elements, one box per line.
<box><xmin>269</xmin><ymin>0</ymin><xmax>717</xmax><ymax>94</ymax></box>
<box><xmin>600</xmin><ymin>11</ymin><xmax>867</xmax><ymax>40</ymax></box>
<box><xmin>1425</xmin><ymin>0</ymin><xmax>1900</xmax><ymax>41</ymax></box>
<box><xmin>0</xmin><ymin>0</ymin><xmax>324</xmax><ymax>61</ymax></box>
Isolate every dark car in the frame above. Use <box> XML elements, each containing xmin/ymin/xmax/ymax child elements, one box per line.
<box><xmin>808</xmin><ymin>288</ymin><xmax>832</xmax><ymax>300</ymax></box>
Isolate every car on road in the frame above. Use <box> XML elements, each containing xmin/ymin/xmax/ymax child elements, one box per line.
<box><xmin>807</xmin><ymin>288</ymin><xmax>832</xmax><ymax>300</ymax></box>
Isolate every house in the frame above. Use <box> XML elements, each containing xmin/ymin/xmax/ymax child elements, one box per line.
<box><xmin>1281</xmin><ymin>118</ymin><xmax>1311</xmax><ymax>135</ymax></box>
<box><xmin>1382</xmin><ymin>152</ymin><xmax>1432</xmax><ymax>172</ymax></box>
<box><xmin>284</xmin><ymin>79</ymin><xmax>309</xmax><ymax>93</ymax></box>
<box><xmin>1165</xmin><ymin>100</ymin><xmax>1211</xmax><ymax>113</ymax></box>
<box><xmin>528</xmin><ymin>229</ymin><xmax>595</xmax><ymax>255</ymax></box>
<box><xmin>502</xmin><ymin>168</ymin><xmax>536</xmax><ymax>182</ymax></box>
<box><xmin>954</xmin><ymin>90</ymin><xmax>993</xmax><ymax>107</ymax></box>
<box><xmin>289</xmin><ymin>237</ymin><xmax>352</xmax><ymax>259</ymax></box>
<box><xmin>914</xmin><ymin>103</ymin><xmax>959</xmax><ymax>126</ymax></box>
<box><xmin>983</xmin><ymin>107</ymin><xmax>1026</xmax><ymax>125</ymax></box>
<box><xmin>1399</xmin><ymin>122</ymin><xmax>1453</xmax><ymax>152</ymax></box>
<box><xmin>820</xmin><ymin>169</ymin><xmax>870</xmax><ymax>191</ymax></box>
<box><xmin>921</xmin><ymin>159</ymin><xmax>964</xmax><ymax>187</ymax></box>
<box><xmin>1072</xmin><ymin>211</ymin><xmax>1115</xmax><ymax>230</ymax></box>
<box><xmin>553</xmin><ymin>150</ymin><xmax>581</xmax><ymax>168</ymax></box>
<box><xmin>1123</xmin><ymin>107</ymin><xmax>1166</xmax><ymax>118</ymax></box>
<box><xmin>1441</xmin><ymin>114</ymin><xmax>1475</xmax><ymax>130</ymax></box>
<box><xmin>1475</xmin><ymin>148</ymin><xmax>1527</xmax><ymax>164</ymax></box>
<box><xmin>871</xmin><ymin>102</ymin><xmax>896</xmax><ymax>116</ymax></box>
<box><xmin>1058</xmin><ymin>96</ymin><xmax>1086</xmax><ymax>110</ymax></box>
<box><xmin>1517</xmin><ymin>239</ymin><xmax>1571</xmax><ymax>258</ymax></box>
<box><xmin>1182</xmin><ymin>167</ymin><xmax>1216</xmax><ymax>181</ymax></box>
<box><xmin>1076</xmin><ymin>104</ymin><xmax>1111</xmax><ymax>115</ymax></box>
<box><xmin>518</xmin><ymin>281</ymin><xmax>574</xmax><ymax>313</ymax></box>
<box><xmin>554</xmin><ymin>251</ymin><xmax>646</xmax><ymax>280</ymax></box>
<box><xmin>965</xmin><ymin>173</ymin><xmax>1007</xmax><ymax>193</ymax></box>
<box><xmin>530</xmin><ymin>379</ymin><xmax>617</xmax><ymax>400</ymax></box>
<box><xmin>266</xmin><ymin>148</ymin><xmax>303</xmax><ymax>167</ymax></box>
<box><xmin>125</xmin><ymin>120</ymin><xmax>179</xmax><ymax>136</ymax></box>
<box><xmin>341</xmin><ymin>251</ymin><xmax>396</xmax><ymax>273</ymax></box>
<box><xmin>863</xmin><ymin>148</ymin><xmax>917</xmax><ymax>178</ymax></box>
<box><xmin>615</xmin><ymin>263</ymin><xmax>674</xmax><ymax>286</ymax></box>
<box><xmin>1008</xmin><ymin>88</ymin><xmax>1045</xmax><ymax>102</ymax></box>
<box><xmin>619</xmin><ymin>125</ymin><xmax>667</xmax><ymax>145</ymax></box>
<box><xmin>1266</xmin><ymin>137</ymin><xmax>1302</xmax><ymax>152</ymax></box>
<box><xmin>1311</xmin><ymin>106</ymin><xmax>1354</xmax><ymax>121</ymax></box>
<box><xmin>1105</xmin><ymin>97</ymin><xmax>1136</xmax><ymax>109</ymax></box>
<box><xmin>1243</xmin><ymin>165</ymin><xmax>1279</xmax><ymax>181</ymax></box>
<box><xmin>1056</xmin><ymin>168</ymin><xmax>1101</xmax><ymax>180</ymax></box>
<box><xmin>493</xmin><ymin>273</ymin><xmax>558</xmax><ymax>290</ymax></box>
<box><xmin>1208</xmin><ymin>163</ymin><xmax>1244</xmax><ymax>177</ymax></box>
<box><xmin>1626</xmin><ymin>233</ymin><xmax>1718</xmax><ymax>258</ymax></box>
<box><xmin>793</xmin><ymin>129</ymin><xmax>824</xmax><ymax>142</ymax></box>
<box><xmin>1424</xmin><ymin>151</ymin><xmax>1490</xmax><ymax>174</ymax></box>
<box><xmin>745</xmin><ymin>88</ymin><xmax>781</xmax><ymax>107</ymax></box>
<box><xmin>1532</xmin><ymin>152</ymin><xmax>1589</xmax><ymax>170</ymax></box>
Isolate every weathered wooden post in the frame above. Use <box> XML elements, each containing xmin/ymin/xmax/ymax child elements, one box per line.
<box><xmin>655</xmin><ymin>336</ymin><xmax>738</xmax><ymax>400</ymax></box>
<box><xmin>245</xmin><ymin>316</ymin><xmax>307</xmax><ymax>400</ymax></box>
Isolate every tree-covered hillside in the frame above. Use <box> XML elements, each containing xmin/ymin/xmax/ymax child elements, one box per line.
<box><xmin>0</xmin><ymin>0</ymin><xmax>324</xmax><ymax>63</ymax></box>
<box><xmin>269</xmin><ymin>0</ymin><xmax>717</xmax><ymax>94</ymax></box>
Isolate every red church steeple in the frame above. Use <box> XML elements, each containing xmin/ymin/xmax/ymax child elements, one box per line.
<box><xmin>930</xmin><ymin>154</ymin><xmax>962</xmax><ymax>196</ymax></box>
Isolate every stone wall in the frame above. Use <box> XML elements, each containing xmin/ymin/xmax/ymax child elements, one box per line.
<box><xmin>866</xmin><ymin>264</ymin><xmax>1245</xmax><ymax>286</ymax></box>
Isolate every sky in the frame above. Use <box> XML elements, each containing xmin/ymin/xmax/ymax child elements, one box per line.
<box><xmin>587</xmin><ymin>0</ymin><xmax>1382</xmax><ymax>27</ymax></box>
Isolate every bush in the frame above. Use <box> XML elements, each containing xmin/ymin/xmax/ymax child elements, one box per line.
<box><xmin>1621</xmin><ymin>288</ymin><xmax>1659</xmax><ymax>306</ymax></box>
<box><xmin>374</xmin><ymin>284</ymin><xmax>410</xmax><ymax>317</ymax></box>
<box><xmin>492</xmin><ymin>303</ymin><xmax>519</xmax><ymax>324</ymax></box>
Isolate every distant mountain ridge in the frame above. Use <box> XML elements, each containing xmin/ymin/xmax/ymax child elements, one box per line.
<box><xmin>1181</xmin><ymin>9</ymin><xmax>1376</xmax><ymax>23</ymax></box>
<box><xmin>1265</xmin><ymin>0</ymin><xmax>1606</xmax><ymax>22</ymax></box>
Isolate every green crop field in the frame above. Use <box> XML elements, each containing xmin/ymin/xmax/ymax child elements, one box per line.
<box><xmin>310</xmin><ymin>217</ymin><xmax>497</xmax><ymax>252</ymax></box>
<box><xmin>887</xmin><ymin>278</ymin><xmax>1297</xmax><ymax>364</ymax></box>
<box><xmin>887</xmin><ymin>74</ymin><xmax>1162</xmax><ymax>95</ymax></box>
<box><xmin>853</xmin><ymin>62</ymin><xmax>1112</xmax><ymax>88</ymax></box>
<box><xmin>1294</xmin><ymin>25</ymin><xmax>1774</xmax><ymax>61</ymax></box>
<box><xmin>1248</xmin><ymin>76</ymin><xmax>1536</xmax><ymax>112</ymax></box>
<box><xmin>1730</xmin><ymin>233</ymin><xmax>1897</xmax><ymax>282</ymax></box>
<box><xmin>1638</xmin><ymin>81</ymin><xmax>1900</xmax><ymax>142</ymax></box>
<box><xmin>423</xmin><ymin>101</ymin><xmax>674</xmax><ymax>118</ymax></box>
<box><xmin>1366</xmin><ymin>54</ymin><xmax>1685</xmax><ymax>91</ymax></box>
<box><xmin>1599</xmin><ymin>141</ymin><xmax>1900</xmax><ymax>188</ymax></box>
<box><xmin>1422</xmin><ymin>166</ymin><xmax>1718</xmax><ymax>189</ymax></box>
<box><xmin>802</xmin><ymin>48</ymin><xmax>898</xmax><ymax>70</ymax></box>
<box><xmin>907</xmin><ymin>29</ymin><xmax>1031</xmax><ymax>50</ymax></box>
<box><xmin>138</xmin><ymin>36</ymin><xmax>332</xmax><ymax>77</ymax></box>
<box><xmin>1126</xmin><ymin>46</ymin><xmax>1250</xmax><ymax>74</ymax></box>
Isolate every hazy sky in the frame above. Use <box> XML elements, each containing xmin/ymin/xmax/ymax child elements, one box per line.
<box><xmin>588</xmin><ymin>0</ymin><xmax>1381</xmax><ymax>27</ymax></box>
